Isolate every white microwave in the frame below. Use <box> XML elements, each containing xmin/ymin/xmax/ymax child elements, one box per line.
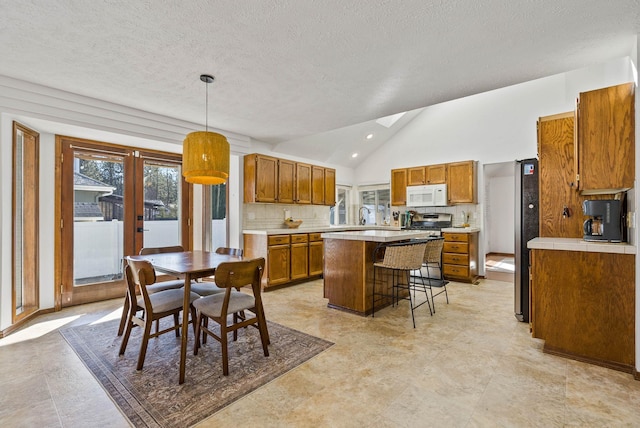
<box><xmin>406</xmin><ymin>184</ymin><xmax>448</xmax><ymax>207</ymax></box>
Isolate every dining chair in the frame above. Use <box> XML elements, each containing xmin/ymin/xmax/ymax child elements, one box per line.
<box><xmin>117</xmin><ymin>245</ymin><xmax>190</xmax><ymax>336</ymax></box>
<box><xmin>119</xmin><ymin>257</ymin><xmax>200</xmax><ymax>371</ymax></box>
<box><xmin>371</xmin><ymin>240</ymin><xmax>430</xmax><ymax>328</ymax></box>
<box><xmin>189</xmin><ymin>247</ymin><xmax>244</xmax><ymax>296</ymax></box>
<box><xmin>193</xmin><ymin>257</ymin><xmax>269</xmax><ymax>376</ymax></box>
<box><xmin>421</xmin><ymin>238</ymin><xmax>449</xmax><ymax>312</ymax></box>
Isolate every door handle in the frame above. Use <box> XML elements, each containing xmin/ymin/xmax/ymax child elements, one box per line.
<box><xmin>137</xmin><ymin>227</ymin><xmax>149</xmax><ymax>232</ymax></box>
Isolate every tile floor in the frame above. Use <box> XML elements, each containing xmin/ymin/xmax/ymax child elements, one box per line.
<box><xmin>2</xmin><ymin>277</ymin><xmax>640</xmax><ymax>427</ymax></box>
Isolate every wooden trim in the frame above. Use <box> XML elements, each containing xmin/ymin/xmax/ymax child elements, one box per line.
<box><xmin>0</xmin><ymin>308</ymin><xmax>55</xmax><ymax>338</ymax></box>
<box><xmin>544</xmin><ymin>344</ymin><xmax>634</xmax><ymax>374</ymax></box>
<box><xmin>538</xmin><ymin>111</ymin><xmax>574</xmax><ymax>121</ymax></box>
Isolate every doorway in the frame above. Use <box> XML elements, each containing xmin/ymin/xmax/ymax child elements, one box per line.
<box><xmin>483</xmin><ymin>161</ymin><xmax>515</xmax><ymax>282</ymax></box>
<box><xmin>55</xmin><ymin>136</ymin><xmax>191</xmax><ymax>307</ymax></box>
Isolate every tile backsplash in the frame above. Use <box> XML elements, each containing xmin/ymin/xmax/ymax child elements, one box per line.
<box><xmin>393</xmin><ymin>203</ymin><xmax>482</xmax><ymax>228</ymax></box>
<box><xmin>243</xmin><ymin>203</ymin><xmax>331</xmax><ymax>230</ymax></box>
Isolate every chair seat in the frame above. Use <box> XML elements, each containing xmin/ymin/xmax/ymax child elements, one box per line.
<box><xmin>138</xmin><ymin>289</ymin><xmax>200</xmax><ymax>314</ymax></box>
<box><xmin>146</xmin><ymin>279</ymin><xmax>185</xmax><ymax>294</ymax></box>
<box><xmin>193</xmin><ymin>291</ymin><xmax>255</xmax><ymax>317</ymax></box>
<box><xmin>190</xmin><ymin>282</ymin><xmax>225</xmax><ymax>297</ymax></box>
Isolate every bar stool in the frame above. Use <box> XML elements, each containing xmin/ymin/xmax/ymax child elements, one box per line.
<box><xmin>371</xmin><ymin>240</ymin><xmax>430</xmax><ymax>327</ymax></box>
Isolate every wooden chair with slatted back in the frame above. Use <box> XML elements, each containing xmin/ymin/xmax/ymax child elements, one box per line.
<box><xmin>192</xmin><ymin>257</ymin><xmax>269</xmax><ymax>375</ymax></box>
<box><xmin>119</xmin><ymin>257</ymin><xmax>201</xmax><ymax>370</ymax></box>
<box><xmin>190</xmin><ymin>247</ymin><xmax>244</xmax><ymax>296</ymax></box>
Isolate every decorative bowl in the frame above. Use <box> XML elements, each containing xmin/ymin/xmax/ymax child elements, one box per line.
<box><xmin>284</xmin><ymin>220</ymin><xmax>303</xmax><ymax>229</ymax></box>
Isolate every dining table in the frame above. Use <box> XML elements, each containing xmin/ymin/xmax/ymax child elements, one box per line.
<box><xmin>129</xmin><ymin>250</ymin><xmax>243</xmax><ymax>384</ymax></box>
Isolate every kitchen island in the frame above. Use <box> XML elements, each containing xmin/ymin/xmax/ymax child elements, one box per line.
<box><xmin>321</xmin><ymin>229</ymin><xmax>434</xmax><ymax>315</ymax></box>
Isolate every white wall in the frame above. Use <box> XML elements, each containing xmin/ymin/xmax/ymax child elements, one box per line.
<box><xmin>486</xmin><ymin>174</ymin><xmax>515</xmax><ymax>254</ymax></box>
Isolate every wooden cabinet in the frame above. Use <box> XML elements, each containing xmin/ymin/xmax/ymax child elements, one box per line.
<box><xmin>295</xmin><ymin>162</ymin><xmax>312</xmax><ymax>204</ymax></box>
<box><xmin>531</xmin><ymin>249</ymin><xmax>634</xmax><ymax>372</ymax></box>
<box><xmin>308</xmin><ymin>233</ymin><xmax>324</xmax><ymax>276</ymax></box>
<box><xmin>391</xmin><ymin>168</ymin><xmax>407</xmax><ymax>206</ymax></box>
<box><xmin>244</xmin><ymin>232</ymin><xmax>324</xmax><ymax>289</ymax></box>
<box><xmin>277</xmin><ymin>159</ymin><xmax>295</xmax><ymax>204</ymax></box>
<box><xmin>267</xmin><ymin>235</ymin><xmax>290</xmax><ymax>286</ymax></box>
<box><xmin>407</xmin><ymin>166</ymin><xmax>426</xmax><ymax>185</ymax></box>
<box><xmin>324</xmin><ymin>168</ymin><xmax>336</xmax><ymax>206</ymax></box>
<box><xmin>426</xmin><ymin>164</ymin><xmax>446</xmax><ymax>184</ymax></box>
<box><xmin>442</xmin><ymin>231</ymin><xmax>478</xmax><ymax>283</ymax></box>
<box><xmin>447</xmin><ymin>160</ymin><xmax>477</xmax><ymax>204</ymax></box>
<box><xmin>290</xmin><ymin>234</ymin><xmax>309</xmax><ymax>280</ymax></box>
<box><xmin>244</xmin><ymin>154</ymin><xmax>278</xmax><ymax>203</ymax></box>
<box><xmin>576</xmin><ymin>82</ymin><xmax>635</xmax><ymax>194</ymax></box>
<box><xmin>311</xmin><ymin>166</ymin><xmax>325</xmax><ymax>205</ymax></box>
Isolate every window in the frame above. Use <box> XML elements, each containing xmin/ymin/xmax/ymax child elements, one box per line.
<box><xmin>358</xmin><ymin>185</ymin><xmax>390</xmax><ymax>225</ymax></box>
<box><xmin>331</xmin><ymin>185</ymin><xmax>350</xmax><ymax>225</ymax></box>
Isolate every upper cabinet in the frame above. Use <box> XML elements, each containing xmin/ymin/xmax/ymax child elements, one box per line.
<box><xmin>244</xmin><ymin>154</ymin><xmax>335</xmax><ymax>206</ymax></box>
<box><xmin>244</xmin><ymin>154</ymin><xmax>278</xmax><ymax>203</ymax></box>
<box><xmin>391</xmin><ymin>168</ymin><xmax>408</xmax><ymax>206</ymax></box>
<box><xmin>425</xmin><ymin>164</ymin><xmax>447</xmax><ymax>184</ymax></box>
<box><xmin>295</xmin><ymin>162</ymin><xmax>312</xmax><ymax>204</ymax></box>
<box><xmin>575</xmin><ymin>82</ymin><xmax>635</xmax><ymax>194</ymax></box>
<box><xmin>407</xmin><ymin>166</ymin><xmax>426</xmax><ymax>185</ymax></box>
<box><xmin>447</xmin><ymin>160</ymin><xmax>477</xmax><ymax>204</ymax></box>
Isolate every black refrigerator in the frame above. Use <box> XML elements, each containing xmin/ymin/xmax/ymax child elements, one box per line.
<box><xmin>514</xmin><ymin>158</ymin><xmax>539</xmax><ymax>323</ymax></box>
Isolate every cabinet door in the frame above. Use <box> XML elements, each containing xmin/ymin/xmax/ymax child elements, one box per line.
<box><xmin>447</xmin><ymin>161</ymin><xmax>476</xmax><ymax>204</ymax></box>
<box><xmin>407</xmin><ymin>166</ymin><xmax>426</xmax><ymax>185</ymax></box>
<box><xmin>391</xmin><ymin>168</ymin><xmax>407</xmax><ymax>206</ymax></box>
<box><xmin>290</xmin><ymin>243</ymin><xmax>309</xmax><ymax>280</ymax></box>
<box><xmin>538</xmin><ymin>112</ymin><xmax>586</xmax><ymax>238</ymax></box>
<box><xmin>296</xmin><ymin>163</ymin><xmax>312</xmax><ymax>204</ymax></box>
<box><xmin>308</xmin><ymin>241</ymin><xmax>324</xmax><ymax>276</ymax></box>
<box><xmin>576</xmin><ymin>82</ymin><xmax>635</xmax><ymax>192</ymax></box>
<box><xmin>278</xmin><ymin>159</ymin><xmax>295</xmax><ymax>204</ymax></box>
<box><xmin>324</xmin><ymin>168</ymin><xmax>336</xmax><ymax>206</ymax></box>
<box><xmin>312</xmin><ymin>166</ymin><xmax>325</xmax><ymax>205</ymax></box>
<box><xmin>255</xmin><ymin>155</ymin><xmax>278</xmax><ymax>202</ymax></box>
<box><xmin>267</xmin><ymin>244</ymin><xmax>290</xmax><ymax>286</ymax></box>
<box><xmin>426</xmin><ymin>164</ymin><xmax>446</xmax><ymax>184</ymax></box>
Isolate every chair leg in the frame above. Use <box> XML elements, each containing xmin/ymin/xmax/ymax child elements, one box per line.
<box><xmin>256</xmin><ymin>306</ymin><xmax>270</xmax><ymax>357</ymax></box>
<box><xmin>194</xmin><ymin>312</ymin><xmax>203</xmax><ymax>355</ymax></box>
<box><xmin>173</xmin><ymin>313</ymin><xmax>180</xmax><ymax>337</ymax></box>
<box><xmin>221</xmin><ymin>325</ymin><xmax>229</xmax><ymax>376</ymax></box>
<box><xmin>190</xmin><ymin>305</ymin><xmax>198</xmax><ymax>336</ymax></box>
<box><xmin>119</xmin><ymin>312</ymin><xmax>134</xmax><ymax>355</ymax></box>
<box><xmin>117</xmin><ymin>295</ymin><xmax>130</xmax><ymax>336</ymax></box>
<box><xmin>136</xmin><ymin>318</ymin><xmax>153</xmax><ymax>370</ymax></box>
<box><xmin>405</xmin><ymin>270</ymin><xmax>416</xmax><ymax>328</ymax></box>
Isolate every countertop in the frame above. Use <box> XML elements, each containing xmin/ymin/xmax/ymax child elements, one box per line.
<box><xmin>320</xmin><ymin>229</ymin><xmax>438</xmax><ymax>243</ymax></box>
<box><xmin>441</xmin><ymin>227</ymin><xmax>480</xmax><ymax>233</ymax></box>
<box><xmin>527</xmin><ymin>237</ymin><xmax>636</xmax><ymax>254</ymax></box>
<box><xmin>243</xmin><ymin>225</ymin><xmax>402</xmax><ymax>235</ymax></box>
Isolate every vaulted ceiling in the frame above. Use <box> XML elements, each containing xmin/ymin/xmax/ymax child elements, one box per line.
<box><xmin>1</xmin><ymin>1</ymin><xmax>639</xmax><ymax>166</ymax></box>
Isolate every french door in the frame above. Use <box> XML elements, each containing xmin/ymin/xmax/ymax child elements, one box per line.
<box><xmin>55</xmin><ymin>136</ymin><xmax>191</xmax><ymax>308</ymax></box>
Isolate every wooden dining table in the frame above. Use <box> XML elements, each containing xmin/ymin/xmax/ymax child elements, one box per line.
<box><xmin>129</xmin><ymin>250</ymin><xmax>242</xmax><ymax>384</ymax></box>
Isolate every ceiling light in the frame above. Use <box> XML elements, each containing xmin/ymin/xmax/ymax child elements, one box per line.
<box><xmin>182</xmin><ymin>74</ymin><xmax>230</xmax><ymax>185</ymax></box>
<box><xmin>351</xmin><ymin>153</ymin><xmax>358</xmax><ymax>158</ymax></box>
<box><xmin>365</xmin><ymin>133</ymin><xmax>374</xmax><ymax>140</ymax></box>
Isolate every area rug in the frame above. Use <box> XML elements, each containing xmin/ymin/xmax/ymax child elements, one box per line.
<box><xmin>61</xmin><ymin>318</ymin><xmax>333</xmax><ymax>427</ymax></box>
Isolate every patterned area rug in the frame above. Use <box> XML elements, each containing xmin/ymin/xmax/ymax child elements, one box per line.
<box><xmin>61</xmin><ymin>318</ymin><xmax>333</xmax><ymax>427</ymax></box>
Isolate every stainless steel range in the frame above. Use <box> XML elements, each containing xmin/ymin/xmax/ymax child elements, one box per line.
<box><xmin>405</xmin><ymin>212</ymin><xmax>452</xmax><ymax>236</ymax></box>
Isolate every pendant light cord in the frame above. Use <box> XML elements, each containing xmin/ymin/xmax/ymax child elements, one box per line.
<box><xmin>205</xmin><ymin>80</ymin><xmax>209</xmax><ymax>132</ymax></box>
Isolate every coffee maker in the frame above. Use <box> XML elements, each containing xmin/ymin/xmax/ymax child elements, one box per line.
<box><xmin>582</xmin><ymin>199</ymin><xmax>625</xmax><ymax>242</ymax></box>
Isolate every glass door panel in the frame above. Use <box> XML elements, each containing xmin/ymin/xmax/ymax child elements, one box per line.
<box><xmin>73</xmin><ymin>154</ymin><xmax>125</xmax><ymax>286</ymax></box>
<box><xmin>142</xmin><ymin>161</ymin><xmax>182</xmax><ymax>248</ymax></box>
<box><xmin>210</xmin><ymin>183</ymin><xmax>227</xmax><ymax>250</ymax></box>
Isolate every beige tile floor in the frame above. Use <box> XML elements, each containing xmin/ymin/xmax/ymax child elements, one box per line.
<box><xmin>2</xmin><ymin>277</ymin><xmax>640</xmax><ymax>427</ymax></box>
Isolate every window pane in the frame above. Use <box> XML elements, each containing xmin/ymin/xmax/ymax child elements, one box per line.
<box><xmin>211</xmin><ymin>184</ymin><xmax>227</xmax><ymax>250</ymax></box>
<box><xmin>14</xmin><ymin>130</ymin><xmax>24</xmax><ymax>312</ymax></box>
<box><xmin>142</xmin><ymin>162</ymin><xmax>181</xmax><ymax>247</ymax></box>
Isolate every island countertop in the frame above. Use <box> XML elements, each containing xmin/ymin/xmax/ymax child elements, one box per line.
<box><xmin>243</xmin><ymin>225</ymin><xmax>402</xmax><ymax>235</ymax></box>
<box><xmin>321</xmin><ymin>229</ymin><xmax>436</xmax><ymax>243</ymax></box>
<box><xmin>527</xmin><ymin>237</ymin><xmax>636</xmax><ymax>254</ymax></box>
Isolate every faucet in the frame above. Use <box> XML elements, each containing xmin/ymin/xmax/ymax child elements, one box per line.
<box><xmin>358</xmin><ymin>206</ymin><xmax>371</xmax><ymax>225</ymax></box>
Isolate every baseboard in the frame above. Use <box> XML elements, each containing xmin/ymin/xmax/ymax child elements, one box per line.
<box><xmin>543</xmin><ymin>344</ymin><xmax>634</xmax><ymax>375</ymax></box>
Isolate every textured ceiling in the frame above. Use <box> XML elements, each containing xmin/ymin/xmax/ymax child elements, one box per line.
<box><xmin>0</xmin><ymin>0</ymin><xmax>639</xmax><ymax>166</ymax></box>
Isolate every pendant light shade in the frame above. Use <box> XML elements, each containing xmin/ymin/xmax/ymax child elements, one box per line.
<box><xmin>183</xmin><ymin>131</ymin><xmax>229</xmax><ymax>185</ymax></box>
<box><xmin>182</xmin><ymin>74</ymin><xmax>230</xmax><ymax>185</ymax></box>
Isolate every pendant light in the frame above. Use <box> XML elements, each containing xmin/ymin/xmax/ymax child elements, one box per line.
<box><xmin>182</xmin><ymin>74</ymin><xmax>230</xmax><ymax>185</ymax></box>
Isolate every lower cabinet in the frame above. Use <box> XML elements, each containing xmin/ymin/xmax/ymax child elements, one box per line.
<box><xmin>244</xmin><ymin>232</ymin><xmax>324</xmax><ymax>289</ymax></box>
<box><xmin>442</xmin><ymin>231</ymin><xmax>479</xmax><ymax>283</ymax></box>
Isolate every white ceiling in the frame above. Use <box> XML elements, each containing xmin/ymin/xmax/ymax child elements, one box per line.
<box><xmin>1</xmin><ymin>1</ymin><xmax>639</xmax><ymax>167</ymax></box>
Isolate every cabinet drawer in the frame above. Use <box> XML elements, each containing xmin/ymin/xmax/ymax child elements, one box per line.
<box><xmin>308</xmin><ymin>232</ymin><xmax>323</xmax><ymax>242</ymax></box>
<box><xmin>443</xmin><ymin>233</ymin><xmax>469</xmax><ymax>242</ymax></box>
<box><xmin>268</xmin><ymin>235</ymin><xmax>290</xmax><ymax>246</ymax></box>
<box><xmin>443</xmin><ymin>264</ymin><xmax>469</xmax><ymax>278</ymax></box>
<box><xmin>443</xmin><ymin>253</ymin><xmax>469</xmax><ymax>265</ymax></box>
<box><xmin>290</xmin><ymin>234</ymin><xmax>309</xmax><ymax>244</ymax></box>
<box><xmin>443</xmin><ymin>242</ymin><xmax>468</xmax><ymax>254</ymax></box>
